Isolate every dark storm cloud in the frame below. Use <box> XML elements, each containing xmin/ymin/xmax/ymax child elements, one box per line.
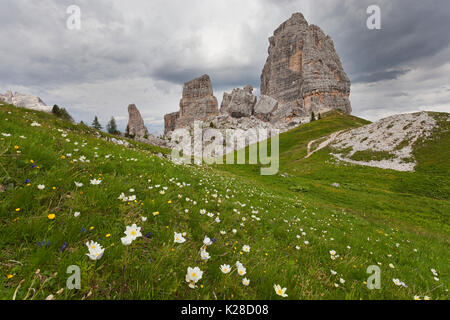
<box><xmin>326</xmin><ymin>0</ymin><xmax>450</xmax><ymax>84</ymax></box>
<box><xmin>0</xmin><ymin>0</ymin><xmax>449</xmax><ymax>133</ymax></box>
<box><xmin>151</xmin><ymin>63</ymin><xmax>261</xmax><ymax>90</ymax></box>
<box><xmin>352</xmin><ymin>69</ymin><xmax>411</xmax><ymax>84</ymax></box>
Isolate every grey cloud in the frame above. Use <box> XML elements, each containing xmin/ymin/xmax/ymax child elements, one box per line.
<box><xmin>352</xmin><ymin>69</ymin><xmax>411</xmax><ymax>84</ymax></box>
<box><xmin>0</xmin><ymin>0</ymin><xmax>449</xmax><ymax>135</ymax></box>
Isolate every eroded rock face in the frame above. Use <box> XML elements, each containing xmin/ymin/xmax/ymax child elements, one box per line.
<box><xmin>260</xmin><ymin>13</ymin><xmax>351</xmax><ymax>117</ymax></box>
<box><xmin>163</xmin><ymin>13</ymin><xmax>350</xmax><ymax>135</ymax></box>
<box><xmin>127</xmin><ymin>104</ymin><xmax>149</xmax><ymax>139</ymax></box>
<box><xmin>220</xmin><ymin>85</ymin><xmax>257</xmax><ymax>118</ymax></box>
<box><xmin>0</xmin><ymin>90</ymin><xmax>52</xmax><ymax>112</ymax></box>
<box><xmin>164</xmin><ymin>111</ymin><xmax>179</xmax><ymax>135</ymax></box>
<box><xmin>176</xmin><ymin>74</ymin><xmax>219</xmax><ymax>128</ymax></box>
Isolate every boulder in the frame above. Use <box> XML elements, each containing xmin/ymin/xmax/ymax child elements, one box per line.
<box><xmin>220</xmin><ymin>85</ymin><xmax>256</xmax><ymax>118</ymax></box>
<box><xmin>254</xmin><ymin>95</ymin><xmax>278</xmax><ymax>121</ymax></box>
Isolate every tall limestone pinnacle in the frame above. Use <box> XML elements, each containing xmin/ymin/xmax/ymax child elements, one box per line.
<box><xmin>127</xmin><ymin>104</ymin><xmax>149</xmax><ymax>139</ymax></box>
<box><xmin>260</xmin><ymin>12</ymin><xmax>351</xmax><ymax>117</ymax></box>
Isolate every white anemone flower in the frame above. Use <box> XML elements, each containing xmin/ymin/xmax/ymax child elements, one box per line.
<box><xmin>203</xmin><ymin>236</ymin><xmax>213</xmax><ymax>246</ymax></box>
<box><xmin>174</xmin><ymin>232</ymin><xmax>186</xmax><ymax>244</ymax></box>
<box><xmin>274</xmin><ymin>284</ymin><xmax>288</xmax><ymax>297</ymax></box>
<box><xmin>242</xmin><ymin>278</ymin><xmax>250</xmax><ymax>286</ymax></box>
<box><xmin>242</xmin><ymin>245</ymin><xmax>250</xmax><ymax>253</ymax></box>
<box><xmin>121</xmin><ymin>236</ymin><xmax>133</xmax><ymax>246</ymax></box>
<box><xmin>124</xmin><ymin>224</ymin><xmax>142</xmax><ymax>241</ymax></box>
<box><xmin>237</xmin><ymin>265</ymin><xmax>246</xmax><ymax>276</ymax></box>
<box><xmin>220</xmin><ymin>264</ymin><xmax>231</xmax><ymax>274</ymax></box>
<box><xmin>200</xmin><ymin>248</ymin><xmax>210</xmax><ymax>261</ymax></box>
<box><xmin>90</xmin><ymin>179</ymin><xmax>102</xmax><ymax>185</ymax></box>
<box><xmin>86</xmin><ymin>241</ymin><xmax>104</xmax><ymax>260</ymax></box>
<box><xmin>185</xmin><ymin>267</ymin><xmax>203</xmax><ymax>289</ymax></box>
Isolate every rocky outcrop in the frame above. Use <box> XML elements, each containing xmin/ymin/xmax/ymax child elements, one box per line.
<box><xmin>220</xmin><ymin>85</ymin><xmax>257</xmax><ymax>118</ymax></box>
<box><xmin>164</xmin><ymin>111</ymin><xmax>179</xmax><ymax>135</ymax></box>
<box><xmin>260</xmin><ymin>13</ymin><xmax>351</xmax><ymax>118</ymax></box>
<box><xmin>0</xmin><ymin>90</ymin><xmax>52</xmax><ymax>112</ymax></box>
<box><xmin>175</xmin><ymin>74</ymin><xmax>219</xmax><ymax>128</ymax></box>
<box><xmin>163</xmin><ymin>13</ymin><xmax>351</xmax><ymax>135</ymax></box>
<box><xmin>126</xmin><ymin>104</ymin><xmax>149</xmax><ymax>139</ymax></box>
<box><xmin>329</xmin><ymin>112</ymin><xmax>442</xmax><ymax>172</ymax></box>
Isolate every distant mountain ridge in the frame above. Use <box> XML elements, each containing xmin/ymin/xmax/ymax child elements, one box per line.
<box><xmin>0</xmin><ymin>90</ymin><xmax>52</xmax><ymax>113</ymax></box>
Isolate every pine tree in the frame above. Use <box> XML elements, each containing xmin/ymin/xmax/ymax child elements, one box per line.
<box><xmin>106</xmin><ymin>117</ymin><xmax>119</xmax><ymax>135</ymax></box>
<box><xmin>318</xmin><ymin>113</ymin><xmax>322</xmax><ymax>120</ymax></box>
<box><xmin>52</xmin><ymin>105</ymin><xmax>73</xmax><ymax>121</ymax></box>
<box><xmin>92</xmin><ymin>116</ymin><xmax>102</xmax><ymax>130</ymax></box>
<box><xmin>311</xmin><ymin>111</ymin><xmax>316</xmax><ymax>122</ymax></box>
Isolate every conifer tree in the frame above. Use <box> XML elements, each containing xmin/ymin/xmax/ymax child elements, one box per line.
<box><xmin>106</xmin><ymin>117</ymin><xmax>119</xmax><ymax>135</ymax></box>
<box><xmin>92</xmin><ymin>116</ymin><xmax>102</xmax><ymax>130</ymax></box>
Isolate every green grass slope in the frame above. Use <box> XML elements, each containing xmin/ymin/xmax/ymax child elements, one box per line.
<box><xmin>0</xmin><ymin>104</ymin><xmax>448</xmax><ymax>300</ymax></box>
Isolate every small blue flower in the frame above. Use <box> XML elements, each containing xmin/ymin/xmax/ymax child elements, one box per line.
<box><xmin>145</xmin><ymin>232</ymin><xmax>152</xmax><ymax>238</ymax></box>
<box><xmin>24</xmin><ymin>179</ymin><xmax>31</xmax><ymax>184</ymax></box>
<box><xmin>81</xmin><ymin>227</ymin><xmax>87</xmax><ymax>233</ymax></box>
<box><xmin>60</xmin><ymin>242</ymin><xmax>68</xmax><ymax>253</ymax></box>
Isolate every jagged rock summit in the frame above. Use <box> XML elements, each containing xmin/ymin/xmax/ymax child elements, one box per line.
<box><xmin>164</xmin><ymin>74</ymin><xmax>219</xmax><ymax>135</ymax></box>
<box><xmin>261</xmin><ymin>12</ymin><xmax>351</xmax><ymax>118</ymax></box>
<box><xmin>163</xmin><ymin>12</ymin><xmax>351</xmax><ymax>135</ymax></box>
<box><xmin>126</xmin><ymin>104</ymin><xmax>149</xmax><ymax>139</ymax></box>
<box><xmin>0</xmin><ymin>90</ymin><xmax>53</xmax><ymax>112</ymax></box>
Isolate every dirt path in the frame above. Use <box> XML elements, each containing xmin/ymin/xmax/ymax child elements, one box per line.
<box><xmin>305</xmin><ymin>130</ymin><xmax>343</xmax><ymax>159</ymax></box>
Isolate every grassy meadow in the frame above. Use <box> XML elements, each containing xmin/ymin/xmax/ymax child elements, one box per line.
<box><xmin>0</xmin><ymin>104</ymin><xmax>448</xmax><ymax>300</ymax></box>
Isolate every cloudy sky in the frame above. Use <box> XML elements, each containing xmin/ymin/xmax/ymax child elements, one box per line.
<box><xmin>1</xmin><ymin>0</ymin><xmax>449</xmax><ymax>134</ymax></box>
